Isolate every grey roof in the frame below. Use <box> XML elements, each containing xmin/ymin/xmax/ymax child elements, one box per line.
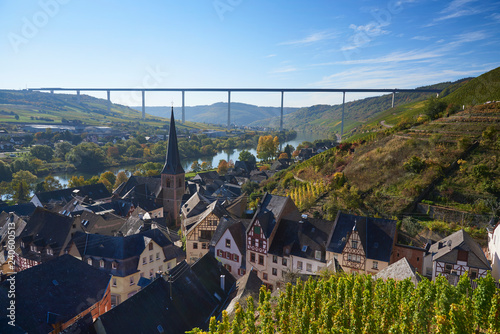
<box><xmin>225</xmin><ymin>269</ymin><xmax>262</xmax><ymax>317</ymax></box>
<box><xmin>428</xmin><ymin>229</ymin><xmax>490</xmax><ymax>270</ymax></box>
<box><xmin>182</xmin><ymin>192</ymin><xmax>210</xmax><ymax>219</ymax></box>
<box><xmin>0</xmin><ymin>202</ymin><xmax>36</xmax><ymax>217</ymax></box>
<box><xmin>161</xmin><ymin>107</ymin><xmax>185</xmax><ymax>175</ymax></box>
<box><xmin>269</xmin><ymin>218</ymin><xmax>334</xmax><ymax>262</ymax></box>
<box><xmin>33</xmin><ymin>183</ymin><xmax>111</xmax><ymax>206</ymax></box>
<box><xmin>0</xmin><ymin>255</ymin><xmax>111</xmax><ymax>334</ymax></box>
<box><xmin>0</xmin><ymin>211</ymin><xmax>27</xmax><ymax>246</ymax></box>
<box><xmin>76</xmin><ymin>211</ymin><xmax>127</xmax><ymax>236</ymax></box>
<box><xmin>95</xmin><ymin>256</ymin><xmax>233</xmax><ymax>334</ymax></box>
<box><xmin>185</xmin><ymin>201</ymin><xmax>229</xmax><ymax>234</ymax></box>
<box><xmin>374</xmin><ymin>257</ymin><xmax>421</xmax><ymax>286</ymax></box>
<box><xmin>327</xmin><ymin>212</ymin><xmax>397</xmax><ymax>262</ymax></box>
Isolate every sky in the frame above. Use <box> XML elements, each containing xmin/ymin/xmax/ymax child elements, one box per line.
<box><xmin>0</xmin><ymin>0</ymin><xmax>499</xmax><ymax>108</ymax></box>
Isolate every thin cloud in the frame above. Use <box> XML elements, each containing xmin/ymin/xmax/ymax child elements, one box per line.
<box><xmin>264</xmin><ymin>54</ymin><xmax>277</xmax><ymax>58</ymax></box>
<box><xmin>435</xmin><ymin>0</ymin><xmax>482</xmax><ymax>22</ymax></box>
<box><xmin>279</xmin><ymin>31</ymin><xmax>337</xmax><ymax>46</ymax></box>
<box><xmin>412</xmin><ymin>35</ymin><xmax>433</xmax><ymax>41</ymax></box>
<box><xmin>270</xmin><ymin>66</ymin><xmax>297</xmax><ymax>74</ymax></box>
<box><xmin>312</xmin><ymin>49</ymin><xmax>443</xmax><ymax>66</ymax></box>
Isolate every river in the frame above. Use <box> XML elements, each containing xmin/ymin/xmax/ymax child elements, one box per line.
<box><xmin>49</xmin><ymin>131</ymin><xmax>327</xmax><ymax>188</ymax></box>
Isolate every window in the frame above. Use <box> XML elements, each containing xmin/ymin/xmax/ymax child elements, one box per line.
<box><xmin>150</xmin><ymin>269</ymin><xmax>154</xmax><ymax>278</ymax></box>
<box><xmin>20</xmin><ymin>241</ymin><xmax>24</xmax><ymax>248</ymax></box>
<box><xmin>234</xmin><ymin>254</ymin><xmax>239</xmax><ymax>262</ymax></box>
<box><xmin>263</xmin><ymin>273</ymin><xmax>268</xmax><ymax>280</ymax></box>
<box><xmin>315</xmin><ymin>250</ymin><xmax>321</xmax><ymax>260</ymax></box>
<box><xmin>193</xmin><ymin>242</ymin><xmax>198</xmax><ymax>249</ymax></box>
<box><xmin>112</xmin><ymin>278</ymin><xmax>117</xmax><ymax>287</ymax></box>
<box><xmin>250</xmin><ymin>252</ymin><xmax>256</xmax><ymax>263</ymax></box>
<box><xmin>156</xmin><ymin>252</ymin><xmax>160</xmax><ymax>260</ymax></box>
<box><xmin>259</xmin><ymin>239</ymin><xmax>263</xmax><ymax>248</ymax></box>
<box><xmin>226</xmin><ymin>239</ymin><xmax>231</xmax><ymax>248</ymax></box>
<box><xmin>30</xmin><ymin>245</ymin><xmax>36</xmax><ymax>252</ymax></box>
<box><xmin>202</xmin><ymin>243</ymin><xmax>207</xmax><ymax>249</ymax></box>
<box><xmin>297</xmin><ymin>261</ymin><xmax>303</xmax><ymax>270</ymax></box>
<box><xmin>87</xmin><ymin>258</ymin><xmax>92</xmax><ymax>266</ymax></box>
<box><xmin>273</xmin><ymin>255</ymin><xmax>278</xmax><ymax>263</ymax></box>
<box><xmin>143</xmin><ymin>257</ymin><xmax>147</xmax><ymax>265</ymax></box>
<box><xmin>306</xmin><ymin>263</ymin><xmax>312</xmax><ymax>272</ymax></box>
<box><xmin>258</xmin><ymin>255</ymin><xmax>264</xmax><ymax>265</ymax></box>
<box><xmin>238</xmin><ymin>269</ymin><xmax>246</xmax><ymax>276</ymax></box>
<box><xmin>469</xmin><ymin>269</ymin><xmax>478</xmax><ymax>279</ymax></box>
<box><xmin>224</xmin><ymin>264</ymin><xmax>232</xmax><ymax>272</ymax></box>
<box><xmin>272</xmin><ymin>268</ymin><xmax>277</xmax><ymax>276</ymax></box>
<box><xmin>372</xmin><ymin>261</ymin><xmax>378</xmax><ymax>270</ymax></box>
<box><xmin>352</xmin><ymin>240</ymin><xmax>358</xmax><ymax>249</ymax></box>
<box><xmin>282</xmin><ymin>258</ymin><xmax>287</xmax><ymax>266</ymax></box>
<box><xmin>226</xmin><ymin>252</ymin><xmax>232</xmax><ymax>260</ymax></box>
<box><xmin>130</xmin><ymin>276</ymin><xmax>134</xmax><ymax>285</ymax></box>
<box><xmin>149</xmin><ymin>255</ymin><xmax>153</xmax><ymax>263</ymax></box>
<box><xmin>302</xmin><ymin>245</ymin><xmax>307</xmax><ymax>252</ymax></box>
<box><xmin>46</xmin><ymin>248</ymin><xmax>53</xmax><ymax>255</ymax></box>
<box><xmin>253</xmin><ymin>226</ymin><xmax>261</xmax><ymax>235</ymax></box>
<box><xmin>112</xmin><ymin>262</ymin><xmax>117</xmax><ymax>270</ymax></box>
<box><xmin>254</xmin><ymin>239</ymin><xmax>259</xmax><ymax>247</ymax></box>
<box><xmin>444</xmin><ymin>264</ymin><xmax>453</xmax><ymax>274</ymax></box>
<box><xmin>217</xmin><ymin>249</ymin><xmax>223</xmax><ymax>257</ymax></box>
<box><xmin>100</xmin><ymin>260</ymin><xmax>105</xmax><ymax>268</ymax></box>
<box><xmin>149</xmin><ymin>243</ymin><xmax>153</xmax><ymax>251</ymax></box>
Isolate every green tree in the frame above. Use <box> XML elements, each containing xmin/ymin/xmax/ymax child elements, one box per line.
<box><xmin>99</xmin><ymin>171</ymin><xmax>117</xmax><ymax>192</ymax></box>
<box><xmin>404</xmin><ymin>156</ymin><xmax>426</xmax><ymax>174</ymax></box>
<box><xmin>11</xmin><ymin>170</ymin><xmax>37</xmax><ymax>202</ymax></box>
<box><xmin>201</xmin><ymin>161</ymin><xmax>212</xmax><ymax>171</ymax></box>
<box><xmin>54</xmin><ymin>141</ymin><xmax>73</xmax><ymax>160</ymax></box>
<box><xmin>238</xmin><ymin>150</ymin><xmax>256</xmax><ymax>165</ymax></box>
<box><xmin>66</xmin><ymin>142</ymin><xmax>107</xmax><ymax>172</ymax></box>
<box><xmin>257</xmin><ymin>135</ymin><xmax>279</xmax><ymax>162</ymax></box>
<box><xmin>30</xmin><ymin>145</ymin><xmax>54</xmax><ymax>161</ymax></box>
<box><xmin>114</xmin><ymin>171</ymin><xmax>128</xmax><ymax>188</ymax></box>
<box><xmin>0</xmin><ymin>160</ymin><xmax>12</xmax><ymax>182</ymax></box>
<box><xmin>190</xmin><ymin>161</ymin><xmax>202</xmax><ymax>173</ymax></box>
<box><xmin>37</xmin><ymin>175</ymin><xmax>62</xmax><ymax>192</ymax></box>
<box><xmin>284</xmin><ymin>144</ymin><xmax>294</xmax><ymax>159</ymax></box>
<box><xmin>424</xmin><ymin>97</ymin><xmax>447</xmax><ymax>120</ymax></box>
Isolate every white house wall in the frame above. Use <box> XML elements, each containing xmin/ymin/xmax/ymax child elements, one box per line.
<box><xmin>488</xmin><ymin>226</ymin><xmax>500</xmax><ymax>280</ymax></box>
<box><xmin>215</xmin><ymin>228</ymin><xmax>243</xmax><ymax>278</ymax></box>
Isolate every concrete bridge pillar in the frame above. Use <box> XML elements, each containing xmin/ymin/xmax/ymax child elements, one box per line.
<box><xmin>77</xmin><ymin>90</ymin><xmax>81</xmax><ymax>104</ymax></box>
<box><xmin>340</xmin><ymin>91</ymin><xmax>345</xmax><ymax>142</ymax></box>
<box><xmin>392</xmin><ymin>91</ymin><xmax>395</xmax><ymax>108</ymax></box>
<box><xmin>107</xmin><ymin>90</ymin><xmax>111</xmax><ymax>113</ymax></box>
<box><xmin>182</xmin><ymin>91</ymin><xmax>185</xmax><ymax>123</ymax></box>
<box><xmin>227</xmin><ymin>91</ymin><xmax>231</xmax><ymax>131</ymax></box>
<box><xmin>141</xmin><ymin>90</ymin><xmax>146</xmax><ymax>120</ymax></box>
<box><xmin>280</xmin><ymin>91</ymin><xmax>284</xmax><ymax>132</ymax></box>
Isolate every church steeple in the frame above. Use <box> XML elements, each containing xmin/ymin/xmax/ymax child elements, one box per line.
<box><xmin>161</xmin><ymin>106</ymin><xmax>184</xmax><ymax>175</ymax></box>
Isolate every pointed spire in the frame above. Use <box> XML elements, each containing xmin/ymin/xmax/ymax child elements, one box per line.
<box><xmin>161</xmin><ymin>106</ymin><xmax>185</xmax><ymax>175</ymax></box>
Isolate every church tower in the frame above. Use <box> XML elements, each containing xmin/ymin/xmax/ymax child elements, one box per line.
<box><xmin>161</xmin><ymin>107</ymin><xmax>185</xmax><ymax>225</ymax></box>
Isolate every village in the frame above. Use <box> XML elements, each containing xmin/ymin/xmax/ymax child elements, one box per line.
<box><xmin>0</xmin><ymin>110</ymin><xmax>499</xmax><ymax>334</ymax></box>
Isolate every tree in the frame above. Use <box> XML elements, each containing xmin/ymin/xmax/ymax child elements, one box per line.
<box><xmin>190</xmin><ymin>161</ymin><xmax>202</xmax><ymax>173</ymax></box>
<box><xmin>54</xmin><ymin>141</ymin><xmax>73</xmax><ymax>160</ymax></box>
<box><xmin>278</xmin><ymin>152</ymin><xmax>289</xmax><ymax>160</ymax></box>
<box><xmin>114</xmin><ymin>171</ymin><xmax>128</xmax><ymax>188</ymax></box>
<box><xmin>30</xmin><ymin>145</ymin><xmax>54</xmax><ymax>161</ymax></box>
<box><xmin>404</xmin><ymin>156</ymin><xmax>426</xmax><ymax>174</ymax></box>
<box><xmin>68</xmin><ymin>175</ymin><xmax>87</xmax><ymax>188</ymax></box>
<box><xmin>66</xmin><ymin>142</ymin><xmax>107</xmax><ymax>172</ymax></box>
<box><xmin>99</xmin><ymin>171</ymin><xmax>116</xmax><ymax>192</ymax></box>
<box><xmin>424</xmin><ymin>97</ymin><xmax>447</xmax><ymax>120</ymax></box>
<box><xmin>284</xmin><ymin>144</ymin><xmax>294</xmax><ymax>159</ymax></box>
<box><xmin>201</xmin><ymin>161</ymin><xmax>212</xmax><ymax>171</ymax></box>
<box><xmin>238</xmin><ymin>150</ymin><xmax>256</xmax><ymax>165</ymax></box>
<box><xmin>242</xmin><ymin>180</ymin><xmax>259</xmax><ymax>195</ymax></box>
<box><xmin>11</xmin><ymin>170</ymin><xmax>37</xmax><ymax>202</ymax></box>
<box><xmin>218</xmin><ymin>160</ymin><xmax>229</xmax><ymax>175</ymax></box>
<box><xmin>0</xmin><ymin>160</ymin><xmax>12</xmax><ymax>182</ymax></box>
<box><xmin>257</xmin><ymin>135</ymin><xmax>279</xmax><ymax>161</ymax></box>
<box><xmin>37</xmin><ymin>175</ymin><xmax>62</xmax><ymax>192</ymax></box>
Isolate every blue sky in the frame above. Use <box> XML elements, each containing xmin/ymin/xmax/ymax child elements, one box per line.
<box><xmin>1</xmin><ymin>0</ymin><xmax>499</xmax><ymax>107</ymax></box>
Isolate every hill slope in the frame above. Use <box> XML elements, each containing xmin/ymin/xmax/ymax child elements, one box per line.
<box><xmin>133</xmin><ymin>102</ymin><xmax>299</xmax><ymax>126</ymax></box>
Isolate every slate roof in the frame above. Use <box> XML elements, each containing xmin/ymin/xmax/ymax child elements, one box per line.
<box><xmin>19</xmin><ymin>207</ymin><xmax>80</xmax><ymax>262</ymax></box>
<box><xmin>76</xmin><ymin>211</ymin><xmax>127</xmax><ymax>236</ymax></box>
<box><xmin>269</xmin><ymin>218</ymin><xmax>334</xmax><ymax>262</ymax></box>
<box><xmin>33</xmin><ymin>183</ymin><xmax>111</xmax><ymax>206</ymax></box>
<box><xmin>428</xmin><ymin>229</ymin><xmax>490</xmax><ymax>269</ymax></box>
<box><xmin>374</xmin><ymin>257</ymin><xmax>421</xmax><ymax>286</ymax></box>
<box><xmin>95</xmin><ymin>256</ymin><xmax>232</xmax><ymax>334</ymax></box>
<box><xmin>327</xmin><ymin>212</ymin><xmax>397</xmax><ymax>262</ymax></box>
<box><xmin>161</xmin><ymin>107</ymin><xmax>185</xmax><ymax>175</ymax></box>
<box><xmin>0</xmin><ymin>202</ymin><xmax>36</xmax><ymax>218</ymax></box>
<box><xmin>185</xmin><ymin>201</ymin><xmax>229</xmax><ymax>234</ymax></box>
<box><xmin>0</xmin><ymin>211</ymin><xmax>27</xmax><ymax>247</ymax></box>
<box><xmin>225</xmin><ymin>269</ymin><xmax>262</xmax><ymax>316</ymax></box>
<box><xmin>182</xmin><ymin>192</ymin><xmax>210</xmax><ymax>219</ymax></box>
<box><xmin>0</xmin><ymin>255</ymin><xmax>111</xmax><ymax>334</ymax></box>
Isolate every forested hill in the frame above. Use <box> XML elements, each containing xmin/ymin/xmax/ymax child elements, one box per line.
<box><xmin>133</xmin><ymin>102</ymin><xmax>299</xmax><ymax>126</ymax></box>
<box><xmin>249</xmin><ymin>79</ymin><xmax>470</xmax><ymax>135</ymax></box>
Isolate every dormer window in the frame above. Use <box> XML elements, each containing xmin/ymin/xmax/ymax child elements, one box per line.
<box><xmin>88</xmin><ymin>258</ymin><xmax>92</xmax><ymax>266</ymax></box>
<box><xmin>352</xmin><ymin>240</ymin><xmax>358</xmax><ymax>249</ymax></box>
<box><xmin>30</xmin><ymin>245</ymin><xmax>37</xmax><ymax>252</ymax></box>
<box><xmin>315</xmin><ymin>250</ymin><xmax>321</xmax><ymax>260</ymax></box>
<box><xmin>112</xmin><ymin>262</ymin><xmax>117</xmax><ymax>270</ymax></box>
<box><xmin>46</xmin><ymin>248</ymin><xmax>53</xmax><ymax>256</ymax></box>
<box><xmin>100</xmin><ymin>260</ymin><xmax>105</xmax><ymax>268</ymax></box>
<box><xmin>20</xmin><ymin>241</ymin><xmax>25</xmax><ymax>248</ymax></box>
<box><xmin>149</xmin><ymin>243</ymin><xmax>153</xmax><ymax>251</ymax></box>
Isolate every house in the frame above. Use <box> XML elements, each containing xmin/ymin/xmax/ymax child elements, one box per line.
<box><xmin>74</xmin><ymin>210</ymin><xmax>128</xmax><ymax>236</ymax></box>
<box><xmin>326</xmin><ymin>212</ymin><xmax>397</xmax><ymax>275</ymax></box>
<box><xmin>183</xmin><ymin>200</ymin><xmax>230</xmax><ymax>264</ymax></box>
<box><xmin>93</xmin><ymin>254</ymin><xmax>234</xmax><ymax>334</ymax></box>
<box><xmin>31</xmin><ymin>183</ymin><xmax>112</xmax><ymax>209</ymax></box>
<box><xmin>245</xmin><ymin>193</ymin><xmax>301</xmax><ymax>288</ymax></box>
<box><xmin>424</xmin><ymin>229</ymin><xmax>491</xmax><ymax>282</ymax></box>
<box><xmin>374</xmin><ymin>257</ymin><xmax>421</xmax><ymax>286</ymax></box>
<box><xmin>16</xmin><ymin>207</ymin><xmax>84</xmax><ymax>271</ymax></box>
<box><xmin>213</xmin><ymin>217</ymin><xmax>250</xmax><ymax>278</ymax></box>
<box><xmin>391</xmin><ymin>243</ymin><xmax>427</xmax><ymax>274</ymax></box>
<box><xmin>66</xmin><ymin>228</ymin><xmax>184</xmax><ymax>307</ymax></box>
<box><xmin>0</xmin><ymin>212</ymin><xmax>27</xmax><ymax>274</ymax></box>
<box><xmin>265</xmin><ymin>216</ymin><xmax>334</xmax><ymax>289</ymax></box>
<box><xmin>0</xmin><ymin>254</ymin><xmax>111</xmax><ymax>334</ymax></box>
<box><xmin>224</xmin><ymin>269</ymin><xmax>262</xmax><ymax>317</ymax></box>
<box><xmin>0</xmin><ymin>202</ymin><xmax>37</xmax><ymax>218</ymax></box>
<box><xmin>488</xmin><ymin>221</ymin><xmax>500</xmax><ymax>280</ymax></box>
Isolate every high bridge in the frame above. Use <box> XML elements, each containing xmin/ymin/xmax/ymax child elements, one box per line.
<box><xmin>28</xmin><ymin>87</ymin><xmax>442</xmax><ymax>138</ymax></box>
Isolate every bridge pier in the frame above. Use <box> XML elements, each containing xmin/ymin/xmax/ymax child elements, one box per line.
<box><xmin>107</xmin><ymin>90</ymin><xmax>111</xmax><ymax>113</ymax></box>
<box><xmin>182</xmin><ymin>91</ymin><xmax>185</xmax><ymax>123</ymax></box>
<box><xmin>340</xmin><ymin>91</ymin><xmax>345</xmax><ymax>142</ymax></box>
<box><xmin>77</xmin><ymin>90</ymin><xmax>81</xmax><ymax>104</ymax></box>
<box><xmin>227</xmin><ymin>91</ymin><xmax>231</xmax><ymax>131</ymax></box>
<box><xmin>280</xmin><ymin>91</ymin><xmax>284</xmax><ymax>132</ymax></box>
<box><xmin>141</xmin><ymin>90</ymin><xmax>145</xmax><ymax>120</ymax></box>
<box><xmin>392</xmin><ymin>91</ymin><xmax>395</xmax><ymax>108</ymax></box>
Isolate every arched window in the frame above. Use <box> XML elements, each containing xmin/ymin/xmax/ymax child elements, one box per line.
<box><xmin>166</xmin><ymin>178</ymin><xmax>171</xmax><ymax>188</ymax></box>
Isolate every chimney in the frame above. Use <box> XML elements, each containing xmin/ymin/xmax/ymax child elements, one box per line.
<box><xmin>220</xmin><ymin>275</ymin><xmax>225</xmax><ymax>291</ymax></box>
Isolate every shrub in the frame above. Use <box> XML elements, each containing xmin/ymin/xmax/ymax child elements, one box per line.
<box><xmin>403</xmin><ymin>156</ymin><xmax>426</xmax><ymax>174</ymax></box>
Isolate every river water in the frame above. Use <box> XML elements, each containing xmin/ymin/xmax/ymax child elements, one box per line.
<box><xmin>48</xmin><ymin>131</ymin><xmax>327</xmax><ymax>188</ymax></box>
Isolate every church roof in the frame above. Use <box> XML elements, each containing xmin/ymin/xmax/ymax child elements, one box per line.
<box><xmin>161</xmin><ymin>107</ymin><xmax>185</xmax><ymax>175</ymax></box>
